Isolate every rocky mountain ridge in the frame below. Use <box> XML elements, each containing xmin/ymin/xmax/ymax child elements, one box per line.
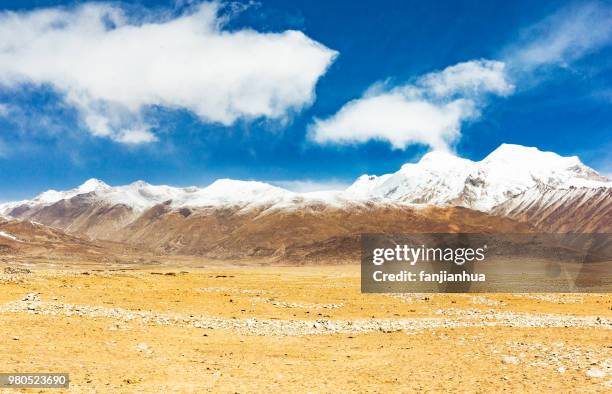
<box><xmin>1</xmin><ymin>143</ymin><xmax>609</xmax><ymax>261</ymax></box>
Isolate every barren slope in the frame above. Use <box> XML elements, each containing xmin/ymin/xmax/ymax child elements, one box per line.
<box><xmin>112</xmin><ymin>203</ymin><xmax>531</xmax><ymax>262</ymax></box>
<box><xmin>492</xmin><ymin>186</ymin><xmax>612</xmax><ymax>232</ymax></box>
<box><xmin>0</xmin><ymin>218</ymin><xmax>142</xmax><ymax>265</ymax></box>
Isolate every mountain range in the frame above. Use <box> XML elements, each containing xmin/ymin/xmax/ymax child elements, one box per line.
<box><xmin>1</xmin><ymin>144</ymin><xmax>610</xmax><ymax>262</ymax></box>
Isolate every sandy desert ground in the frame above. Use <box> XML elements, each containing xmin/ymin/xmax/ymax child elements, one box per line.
<box><xmin>0</xmin><ymin>262</ymin><xmax>610</xmax><ymax>393</ymax></box>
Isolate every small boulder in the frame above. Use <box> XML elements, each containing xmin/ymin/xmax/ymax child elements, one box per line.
<box><xmin>501</xmin><ymin>355</ymin><xmax>520</xmax><ymax>365</ymax></box>
<box><xmin>135</xmin><ymin>343</ymin><xmax>152</xmax><ymax>355</ymax></box>
<box><xmin>586</xmin><ymin>368</ymin><xmax>606</xmax><ymax>378</ymax></box>
<box><xmin>22</xmin><ymin>292</ymin><xmax>40</xmax><ymax>302</ymax></box>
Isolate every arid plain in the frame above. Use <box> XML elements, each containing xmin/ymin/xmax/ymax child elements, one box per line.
<box><xmin>1</xmin><ymin>261</ymin><xmax>610</xmax><ymax>393</ymax></box>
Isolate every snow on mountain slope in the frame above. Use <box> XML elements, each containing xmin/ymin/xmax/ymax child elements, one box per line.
<box><xmin>0</xmin><ymin>178</ymin><xmax>111</xmax><ymax>215</ymax></box>
<box><xmin>475</xmin><ymin>145</ymin><xmax>608</xmax><ymax>207</ymax></box>
<box><xmin>0</xmin><ymin>178</ymin><xmax>177</xmax><ymax>215</ymax></box>
<box><xmin>97</xmin><ymin>181</ymin><xmax>193</xmax><ymax>211</ymax></box>
<box><xmin>345</xmin><ymin>150</ymin><xmax>477</xmax><ymax>205</ymax></box>
<box><xmin>33</xmin><ymin>178</ymin><xmax>110</xmax><ymax>205</ymax></box>
<box><xmin>0</xmin><ymin>177</ymin><xmax>348</xmax><ymax>217</ymax></box>
<box><xmin>492</xmin><ymin>185</ymin><xmax>612</xmax><ymax>232</ymax></box>
<box><xmin>173</xmin><ymin>179</ymin><xmax>295</xmax><ymax>209</ymax></box>
<box><xmin>346</xmin><ymin>144</ymin><xmax>609</xmax><ymax>211</ymax></box>
<box><xmin>1</xmin><ymin>144</ymin><xmax>609</xmax><ymax>217</ymax></box>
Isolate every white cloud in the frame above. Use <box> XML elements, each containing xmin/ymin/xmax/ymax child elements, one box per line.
<box><xmin>114</xmin><ymin>127</ymin><xmax>158</xmax><ymax>144</ymax></box>
<box><xmin>505</xmin><ymin>2</ymin><xmax>612</xmax><ymax>69</ymax></box>
<box><xmin>309</xmin><ymin>60</ymin><xmax>513</xmax><ymax>151</ymax></box>
<box><xmin>0</xmin><ymin>2</ymin><xmax>337</xmax><ymax>144</ymax></box>
<box><xmin>272</xmin><ymin>179</ymin><xmax>350</xmax><ymax>193</ymax></box>
<box><xmin>310</xmin><ymin>95</ymin><xmax>474</xmax><ymax>151</ymax></box>
<box><xmin>419</xmin><ymin>60</ymin><xmax>513</xmax><ymax>98</ymax></box>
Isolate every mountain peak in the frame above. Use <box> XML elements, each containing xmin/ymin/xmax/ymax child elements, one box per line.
<box><xmin>490</xmin><ymin>143</ymin><xmax>540</xmax><ymax>154</ymax></box>
<box><xmin>398</xmin><ymin>149</ymin><xmax>474</xmax><ymax>176</ymax></box>
<box><xmin>418</xmin><ymin>149</ymin><xmax>473</xmax><ymax>165</ymax></box>
<box><xmin>484</xmin><ymin>143</ymin><xmax>581</xmax><ymax>166</ymax></box>
<box><xmin>78</xmin><ymin>178</ymin><xmax>110</xmax><ymax>193</ymax></box>
<box><xmin>419</xmin><ymin>150</ymin><xmax>460</xmax><ymax>161</ymax></box>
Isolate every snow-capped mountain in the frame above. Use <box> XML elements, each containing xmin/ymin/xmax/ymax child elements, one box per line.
<box><xmin>1</xmin><ymin>143</ymin><xmax>609</xmax><ymax>235</ymax></box>
<box><xmin>1</xmin><ymin>143</ymin><xmax>608</xmax><ymax>260</ymax></box>
<box><xmin>0</xmin><ymin>178</ymin><xmax>110</xmax><ymax>214</ymax></box>
<box><xmin>0</xmin><ymin>178</ymin><xmax>348</xmax><ymax>217</ymax></box>
<box><xmin>345</xmin><ymin>144</ymin><xmax>609</xmax><ymax>211</ymax></box>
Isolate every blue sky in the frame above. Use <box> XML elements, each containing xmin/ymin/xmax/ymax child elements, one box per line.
<box><xmin>0</xmin><ymin>0</ymin><xmax>611</xmax><ymax>200</ymax></box>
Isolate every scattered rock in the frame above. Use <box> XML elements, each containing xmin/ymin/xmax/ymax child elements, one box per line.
<box><xmin>22</xmin><ymin>292</ymin><xmax>40</xmax><ymax>302</ymax></box>
<box><xmin>502</xmin><ymin>355</ymin><xmax>520</xmax><ymax>365</ymax></box>
<box><xmin>253</xmin><ymin>297</ymin><xmax>344</xmax><ymax>310</ymax></box>
<box><xmin>1</xmin><ymin>297</ymin><xmax>611</xmax><ymax>336</ymax></box>
<box><xmin>586</xmin><ymin>368</ymin><xmax>606</xmax><ymax>378</ymax></box>
<box><xmin>4</xmin><ymin>267</ymin><xmax>31</xmax><ymax>275</ymax></box>
<box><xmin>470</xmin><ymin>296</ymin><xmax>499</xmax><ymax>306</ymax></box>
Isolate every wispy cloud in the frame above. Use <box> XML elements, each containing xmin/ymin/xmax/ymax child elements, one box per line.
<box><xmin>310</xmin><ymin>2</ymin><xmax>612</xmax><ymax>153</ymax></box>
<box><xmin>504</xmin><ymin>1</ymin><xmax>612</xmax><ymax>69</ymax></box>
<box><xmin>0</xmin><ymin>2</ymin><xmax>337</xmax><ymax>144</ymax></box>
<box><xmin>309</xmin><ymin>60</ymin><xmax>513</xmax><ymax>151</ymax></box>
<box><xmin>272</xmin><ymin>179</ymin><xmax>350</xmax><ymax>192</ymax></box>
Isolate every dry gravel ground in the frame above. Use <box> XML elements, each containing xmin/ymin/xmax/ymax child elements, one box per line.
<box><xmin>0</xmin><ymin>264</ymin><xmax>610</xmax><ymax>393</ymax></box>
